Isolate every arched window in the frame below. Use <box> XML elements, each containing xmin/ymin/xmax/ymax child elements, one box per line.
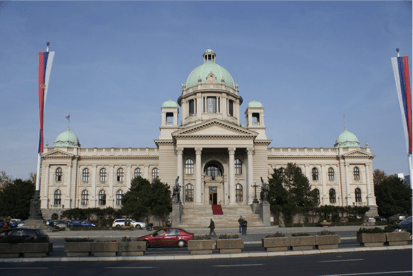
<box><xmin>99</xmin><ymin>168</ymin><xmax>107</xmax><ymax>182</ymax></box>
<box><xmin>235</xmin><ymin>159</ymin><xmax>242</xmax><ymax>174</ymax></box>
<box><xmin>134</xmin><ymin>168</ymin><xmax>141</xmax><ymax>178</ymax></box>
<box><xmin>81</xmin><ymin>190</ymin><xmax>88</xmax><ymax>206</ymax></box>
<box><xmin>98</xmin><ymin>190</ymin><xmax>106</xmax><ymax>205</ymax></box>
<box><xmin>315</xmin><ymin>188</ymin><xmax>320</xmax><ymax>205</ymax></box>
<box><xmin>116</xmin><ymin>190</ymin><xmax>123</xmax><ymax>206</ymax></box>
<box><xmin>82</xmin><ymin>168</ymin><xmax>89</xmax><ymax>182</ymax></box>
<box><xmin>51</xmin><ymin>213</ymin><xmax>59</xmax><ymax>220</ymax></box>
<box><xmin>185</xmin><ymin>184</ymin><xmax>194</xmax><ymax>202</ymax></box>
<box><xmin>117</xmin><ymin>168</ymin><xmax>124</xmax><ymax>182</ymax></box>
<box><xmin>54</xmin><ymin>189</ymin><xmax>61</xmax><ymax>205</ymax></box>
<box><xmin>355</xmin><ymin>188</ymin><xmax>362</xmax><ymax>202</ymax></box>
<box><xmin>55</xmin><ymin>167</ymin><xmax>62</xmax><ymax>182</ymax></box>
<box><xmin>236</xmin><ymin>184</ymin><xmax>243</xmax><ymax>202</ymax></box>
<box><xmin>328</xmin><ymin>167</ymin><xmax>334</xmax><ymax>181</ymax></box>
<box><xmin>152</xmin><ymin>168</ymin><xmax>159</xmax><ymax>180</ymax></box>
<box><xmin>204</xmin><ymin>165</ymin><xmax>222</xmax><ymax>177</ymax></box>
<box><xmin>354</xmin><ymin>167</ymin><xmax>360</xmax><ymax>180</ymax></box>
<box><xmin>312</xmin><ymin>168</ymin><xmax>319</xmax><ymax>181</ymax></box>
<box><xmin>185</xmin><ymin>159</ymin><xmax>194</xmax><ymax>174</ymax></box>
<box><xmin>329</xmin><ymin>188</ymin><xmax>336</xmax><ymax>204</ymax></box>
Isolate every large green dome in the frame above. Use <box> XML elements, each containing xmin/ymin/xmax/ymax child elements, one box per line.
<box><xmin>334</xmin><ymin>128</ymin><xmax>360</xmax><ymax>148</ymax></box>
<box><xmin>54</xmin><ymin>128</ymin><xmax>80</xmax><ymax>148</ymax></box>
<box><xmin>185</xmin><ymin>49</ymin><xmax>235</xmax><ymax>89</ymax></box>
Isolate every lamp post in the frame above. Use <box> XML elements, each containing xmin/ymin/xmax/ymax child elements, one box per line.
<box><xmin>251</xmin><ymin>181</ymin><xmax>259</xmax><ymax>203</ymax></box>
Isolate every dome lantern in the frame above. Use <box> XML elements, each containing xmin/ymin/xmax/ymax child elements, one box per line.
<box><xmin>203</xmin><ymin>48</ymin><xmax>216</xmax><ymax>62</ymax></box>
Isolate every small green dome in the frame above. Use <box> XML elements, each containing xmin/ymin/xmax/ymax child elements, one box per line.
<box><xmin>185</xmin><ymin>50</ymin><xmax>235</xmax><ymax>89</ymax></box>
<box><xmin>54</xmin><ymin>128</ymin><xmax>80</xmax><ymax>148</ymax></box>
<box><xmin>163</xmin><ymin>99</ymin><xmax>177</xmax><ymax>107</ymax></box>
<box><xmin>248</xmin><ymin>99</ymin><xmax>263</xmax><ymax>108</ymax></box>
<box><xmin>334</xmin><ymin>128</ymin><xmax>360</xmax><ymax>148</ymax></box>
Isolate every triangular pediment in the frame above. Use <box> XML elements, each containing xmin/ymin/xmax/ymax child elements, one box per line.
<box><xmin>42</xmin><ymin>149</ymin><xmax>74</xmax><ymax>158</ymax></box>
<box><xmin>173</xmin><ymin>119</ymin><xmax>258</xmax><ymax>137</ymax></box>
<box><xmin>343</xmin><ymin>149</ymin><xmax>375</xmax><ymax>158</ymax></box>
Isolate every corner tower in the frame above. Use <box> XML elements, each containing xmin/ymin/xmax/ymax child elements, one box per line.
<box><xmin>177</xmin><ymin>49</ymin><xmax>243</xmax><ymax>127</ymax></box>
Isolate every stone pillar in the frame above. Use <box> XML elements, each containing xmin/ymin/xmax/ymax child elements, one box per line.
<box><xmin>259</xmin><ymin>201</ymin><xmax>271</xmax><ymax>226</ymax></box>
<box><xmin>92</xmin><ymin>165</ymin><xmax>97</xmax><ymax>207</ymax></box>
<box><xmin>235</xmin><ymin>99</ymin><xmax>240</xmax><ymax>124</ymax></box>
<box><xmin>365</xmin><ymin>163</ymin><xmax>371</xmax><ymax>205</ymax></box>
<box><xmin>195</xmin><ymin>147</ymin><xmax>202</xmax><ymax>205</ymax></box>
<box><xmin>228</xmin><ymin>148</ymin><xmax>236</xmax><ymax>205</ymax></box>
<box><xmin>344</xmin><ymin>160</ymin><xmax>350</xmax><ymax>206</ymax></box>
<box><xmin>66</xmin><ymin>161</ymin><xmax>72</xmax><ymax>208</ymax></box>
<box><xmin>127</xmin><ymin>165</ymin><xmax>131</xmax><ymax>190</ymax></box>
<box><xmin>144</xmin><ymin>165</ymin><xmax>149</xmax><ymax>180</ymax></box>
<box><xmin>321</xmin><ymin>165</ymin><xmax>326</xmax><ymax>205</ymax></box>
<box><xmin>45</xmin><ymin>164</ymin><xmax>50</xmax><ymax>209</ymax></box>
<box><xmin>247</xmin><ymin>148</ymin><xmax>254</xmax><ymax>204</ymax></box>
<box><xmin>196</xmin><ymin>93</ymin><xmax>202</xmax><ymax>119</ymax></box>
<box><xmin>110</xmin><ymin>165</ymin><xmax>114</xmax><ymax>207</ymax></box>
<box><xmin>177</xmin><ymin>147</ymin><xmax>184</xmax><ymax>202</ymax></box>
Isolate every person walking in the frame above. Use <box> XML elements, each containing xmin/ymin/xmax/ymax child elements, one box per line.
<box><xmin>238</xmin><ymin>216</ymin><xmax>244</xmax><ymax>233</ymax></box>
<box><xmin>242</xmin><ymin>218</ymin><xmax>247</xmax><ymax>235</ymax></box>
<box><xmin>208</xmin><ymin>218</ymin><xmax>216</xmax><ymax>237</ymax></box>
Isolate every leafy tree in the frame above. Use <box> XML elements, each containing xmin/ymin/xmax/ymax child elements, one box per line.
<box><xmin>374</xmin><ymin>176</ymin><xmax>411</xmax><ymax>217</ymax></box>
<box><xmin>268</xmin><ymin>163</ymin><xmax>317</xmax><ymax>223</ymax></box>
<box><xmin>0</xmin><ymin>179</ymin><xmax>35</xmax><ymax>219</ymax></box>
<box><xmin>373</xmin><ymin>169</ymin><xmax>389</xmax><ymax>185</ymax></box>
<box><xmin>150</xmin><ymin>179</ymin><xmax>172</xmax><ymax>223</ymax></box>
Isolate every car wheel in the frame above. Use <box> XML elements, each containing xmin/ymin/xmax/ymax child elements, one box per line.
<box><xmin>135</xmin><ymin>224</ymin><xmax>141</xmax><ymax>229</ymax></box>
<box><xmin>115</xmin><ymin>225</ymin><xmax>120</xmax><ymax>227</ymax></box>
<box><xmin>145</xmin><ymin>241</ymin><xmax>150</xmax><ymax>249</ymax></box>
<box><xmin>177</xmin><ymin>240</ymin><xmax>186</xmax><ymax>248</ymax></box>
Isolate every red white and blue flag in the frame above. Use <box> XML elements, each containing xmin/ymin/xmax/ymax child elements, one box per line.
<box><xmin>38</xmin><ymin>50</ymin><xmax>55</xmax><ymax>153</ymax></box>
<box><xmin>392</xmin><ymin>55</ymin><xmax>412</xmax><ymax>154</ymax></box>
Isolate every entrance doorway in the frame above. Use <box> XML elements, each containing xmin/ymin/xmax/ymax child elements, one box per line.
<box><xmin>209</xmin><ymin>187</ymin><xmax>217</xmax><ymax>205</ymax></box>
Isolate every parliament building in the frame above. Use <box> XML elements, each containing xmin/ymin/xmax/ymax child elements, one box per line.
<box><xmin>40</xmin><ymin>49</ymin><xmax>378</xmax><ymax>225</ymax></box>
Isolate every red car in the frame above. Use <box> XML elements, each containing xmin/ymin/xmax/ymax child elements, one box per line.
<box><xmin>140</xmin><ymin>228</ymin><xmax>194</xmax><ymax>248</ymax></box>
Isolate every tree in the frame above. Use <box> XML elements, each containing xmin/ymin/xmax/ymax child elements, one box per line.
<box><xmin>374</xmin><ymin>176</ymin><xmax>411</xmax><ymax>217</ymax></box>
<box><xmin>268</xmin><ymin>163</ymin><xmax>317</xmax><ymax>223</ymax></box>
<box><xmin>373</xmin><ymin>169</ymin><xmax>389</xmax><ymax>185</ymax></box>
<box><xmin>28</xmin><ymin>172</ymin><xmax>37</xmax><ymax>185</ymax></box>
<box><xmin>0</xmin><ymin>179</ymin><xmax>35</xmax><ymax>219</ymax></box>
<box><xmin>149</xmin><ymin>179</ymin><xmax>172</xmax><ymax>224</ymax></box>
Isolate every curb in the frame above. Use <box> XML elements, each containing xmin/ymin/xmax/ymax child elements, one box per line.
<box><xmin>0</xmin><ymin>245</ymin><xmax>410</xmax><ymax>263</ymax></box>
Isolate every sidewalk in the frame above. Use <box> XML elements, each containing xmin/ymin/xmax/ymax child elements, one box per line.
<box><xmin>0</xmin><ymin>245</ymin><xmax>410</xmax><ymax>263</ymax></box>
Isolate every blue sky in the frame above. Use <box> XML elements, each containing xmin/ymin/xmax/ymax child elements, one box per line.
<box><xmin>0</xmin><ymin>1</ymin><xmax>411</xmax><ymax>180</ymax></box>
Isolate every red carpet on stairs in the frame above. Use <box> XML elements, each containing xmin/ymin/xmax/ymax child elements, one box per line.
<box><xmin>212</xmin><ymin>205</ymin><xmax>223</xmax><ymax>215</ymax></box>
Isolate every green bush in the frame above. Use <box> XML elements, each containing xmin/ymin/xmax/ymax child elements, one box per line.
<box><xmin>291</xmin><ymin>233</ymin><xmax>310</xmax><ymax>237</ymax></box>
<box><xmin>357</xmin><ymin>227</ymin><xmax>384</xmax><ymax>234</ymax></box>
<box><xmin>265</xmin><ymin>231</ymin><xmax>285</xmax><ymax>238</ymax></box>
<box><xmin>383</xmin><ymin>224</ymin><xmax>402</xmax><ymax>233</ymax></box>
<box><xmin>317</xmin><ymin>230</ymin><xmax>336</xmax><ymax>235</ymax></box>
<box><xmin>218</xmin><ymin>234</ymin><xmax>239</xmax><ymax>239</ymax></box>
<box><xmin>192</xmin><ymin>235</ymin><xmax>212</xmax><ymax>240</ymax></box>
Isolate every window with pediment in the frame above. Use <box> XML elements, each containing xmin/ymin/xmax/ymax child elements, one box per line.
<box><xmin>185</xmin><ymin>184</ymin><xmax>194</xmax><ymax>202</ymax></box>
<box><xmin>54</xmin><ymin>189</ymin><xmax>61</xmax><ymax>205</ymax></box>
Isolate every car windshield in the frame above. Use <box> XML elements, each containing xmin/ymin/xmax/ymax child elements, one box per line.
<box><xmin>399</xmin><ymin>216</ymin><xmax>412</xmax><ymax>226</ymax></box>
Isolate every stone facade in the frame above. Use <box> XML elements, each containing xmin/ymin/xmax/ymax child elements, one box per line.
<box><xmin>39</xmin><ymin>49</ymin><xmax>378</xmax><ymax>220</ymax></box>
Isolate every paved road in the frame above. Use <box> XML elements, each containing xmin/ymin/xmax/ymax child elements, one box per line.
<box><xmin>0</xmin><ymin>250</ymin><xmax>411</xmax><ymax>276</ymax></box>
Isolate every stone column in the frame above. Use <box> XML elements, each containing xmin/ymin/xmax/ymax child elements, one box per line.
<box><xmin>110</xmin><ymin>165</ymin><xmax>114</xmax><ymax>207</ymax></box>
<box><xmin>247</xmin><ymin>148</ymin><xmax>254</xmax><ymax>204</ymax></box>
<box><xmin>92</xmin><ymin>165</ymin><xmax>97</xmax><ymax>207</ymax></box>
<box><xmin>177</xmin><ymin>147</ymin><xmax>184</xmax><ymax>202</ymax></box>
<box><xmin>66</xmin><ymin>161</ymin><xmax>72</xmax><ymax>208</ymax></box>
<box><xmin>45</xmin><ymin>164</ymin><xmax>50</xmax><ymax>209</ymax></box>
<box><xmin>195</xmin><ymin>147</ymin><xmax>203</xmax><ymax>205</ymax></box>
<box><xmin>196</xmin><ymin>93</ymin><xmax>202</xmax><ymax>119</ymax></box>
<box><xmin>321</xmin><ymin>165</ymin><xmax>326</xmax><ymax>205</ymax></box>
<box><xmin>235</xmin><ymin>99</ymin><xmax>240</xmax><ymax>124</ymax></box>
<box><xmin>365</xmin><ymin>163</ymin><xmax>371</xmax><ymax>205</ymax></box>
<box><xmin>344</xmin><ymin>160</ymin><xmax>350</xmax><ymax>206</ymax></box>
<box><xmin>228</xmin><ymin>148</ymin><xmax>236</xmax><ymax>205</ymax></box>
<box><xmin>127</xmin><ymin>165</ymin><xmax>131</xmax><ymax>190</ymax></box>
<box><xmin>144</xmin><ymin>165</ymin><xmax>149</xmax><ymax>180</ymax></box>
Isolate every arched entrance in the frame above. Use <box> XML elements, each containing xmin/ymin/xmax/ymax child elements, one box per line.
<box><xmin>203</xmin><ymin>161</ymin><xmax>225</xmax><ymax>205</ymax></box>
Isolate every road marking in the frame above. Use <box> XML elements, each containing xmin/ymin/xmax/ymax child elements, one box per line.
<box><xmin>105</xmin><ymin>267</ymin><xmax>158</xmax><ymax>269</ymax></box>
<box><xmin>0</xmin><ymin>268</ymin><xmax>48</xmax><ymax>270</ymax></box>
<box><xmin>319</xmin><ymin>259</ymin><xmax>363</xmax><ymax>263</ymax></box>
<box><xmin>213</xmin><ymin>264</ymin><xmax>263</xmax><ymax>267</ymax></box>
<box><xmin>319</xmin><ymin>271</ymin><xmax>412</xmax><ymax>276</ymax></box>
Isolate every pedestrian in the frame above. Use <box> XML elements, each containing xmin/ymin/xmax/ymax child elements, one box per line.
<box><xmin>242</xmin><ymin>218</ymin><xmax>247</xmax><ymax>235</ymax></box>
<box><xmin>208</xmin><ymin>218</ymin><xmax>216</xmax><ymax>237</ymax></box>
<box><xmin>3</xmin><ymin>219</ymin><xmax>9</xmax><ymax>229</ymax></box>
<box><xmin>238</xmin><ymin>216</ymin><xmax>243</xmax><ymax>233</ymax></box>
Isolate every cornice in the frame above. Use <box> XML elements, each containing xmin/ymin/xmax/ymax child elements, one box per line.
<box><xmin>268</xmin><ymin>156</ymin><xmax>339</xmax><ymax>160</ymax></box>
<box><xmin>174</xmin><ymin>135</ymin><xmax>255</xmax><ymax>140</ymax></box>
<box><xmin>173</xmin><ymin>119</ymin><xmax>258</xmax><ymax>137</ymax></box>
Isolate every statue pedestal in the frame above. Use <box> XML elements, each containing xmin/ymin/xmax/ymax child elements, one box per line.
<box><xmin>259</xmin><ymin>201</ymin><xmax>271</xmax><ymax>226</ymax></box>
<box><xmin>171</xmin><ymin>203</ymin><xmax>182</xmax><ymax>227</ymax></box>
<box><xmin>24</xmin><ymin>190</ymin><xmax>49</xmax><ymax>230</ymax></box>
<box><xmin>251</xmin><ymin>202</ymin><xmax>259</xmax><ymax>214</ymax></box>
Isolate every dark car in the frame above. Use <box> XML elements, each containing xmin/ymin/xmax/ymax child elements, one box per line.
<box><xmin>374</xmin><ymin>216</ymin><xmax>387</xmax><ymax>222</ymax></box>
<box><xmin>399</xmin><ymin>216</ymin><xmax>412</xmax><ymax>234</ymax></box>
<box><xmin>0</xmin><ymin>228</ymin><xmax>49</xmax><ymax>242</ymax></box>
<box><xmin>69</xmin><ymin>220</ymin><xmax>96</xmax><ymax>227</ymax></box>
<box><xmin>139</xmin><ymin>228</ymin><xmax>194</xmax><ymax>248</ymax></box>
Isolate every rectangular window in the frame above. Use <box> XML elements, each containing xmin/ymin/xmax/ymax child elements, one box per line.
<box><xmin>189</xmin><ymin>100</ymin><xmax>195</xmax><ymax>116</ymax></box>
<box><xmin>207</xmin><ymin>97</ymin><xmax>217</xmax><ymax>113</ymax></box>
<box><xmin>229</xmin><ymin>100</ymin><xmax>234</xmax><ymax>116</ymax></box>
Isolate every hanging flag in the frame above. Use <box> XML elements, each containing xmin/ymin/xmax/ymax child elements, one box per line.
<box><xmin>65</xmin><ymin>114</ymin><xmax>70</xmax><ymax>120</ymax></box>
<box><xmin>38</xmin><ymin>49</ymin><xmax>55</xmax><ymax>153</ymax></box>
<box><xmin>391</xmin><ymin>54</ymin><xmax>412</xmax><ymax>154</ymax></box>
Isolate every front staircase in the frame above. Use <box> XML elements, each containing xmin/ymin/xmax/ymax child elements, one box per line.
<box><xmin>178</xmin><ymin>205</ymin><xmax>265</xmax><ymax>228</ymax></box>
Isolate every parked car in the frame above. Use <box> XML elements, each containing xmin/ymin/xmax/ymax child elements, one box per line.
<box><xmin>17</xmin><ymin>221</ymin><xmax>25</xmax><ymax>228</ymax></box>
<box><xmin>399</xmin><ymin>216</ymin><xmax>412</xmax><ymax>234</ymax></box>
<box><xmin>112</xmin><ymin>219</ymin><xmax>146</xmax><ymax>229</ymax></box>
<box><xmin>54</xmin><ymin>220</ymin><xmax>67</xmax><ymax>228</ymax></box>
<box><xmin>374</xmin><ymin>216</ymin><xmax>387</xmax><ymax>222</ymax></box>
<box><xmin>139</xmin><ymin>228</ymin><xmax>194</xmax><ymax>248</ymax></box>
<box><xmin>69</xmin><ymin>220</ymin><xmax>96</xmax><ymax>227</ymax></box>
<box><xmin>9</xmin><ymin>219</ymin><xmax>22</xmax><ymax>228</ymax></box>
<box><xmin>0</xmin><ymin>228</ymin><xmax>49</xmax><ymax>242</ymax></box>
<box><xmin>389</xmin><ymin>214</ymin><xmax>406</xmax><ymax>222</ymax></box>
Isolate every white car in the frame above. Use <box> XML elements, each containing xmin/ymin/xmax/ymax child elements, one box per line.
<box><xmin>112</xmin><ymin>219</ymin><xmax>146</xmax><ymax>229</ymax></box>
